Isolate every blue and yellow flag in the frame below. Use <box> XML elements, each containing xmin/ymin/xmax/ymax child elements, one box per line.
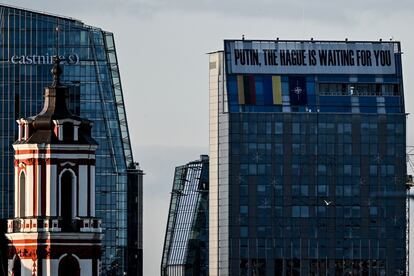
<box><xmin>263</xmin><ymin>76</ymin><xmax>282</xmax><ymax>105</ymax></box>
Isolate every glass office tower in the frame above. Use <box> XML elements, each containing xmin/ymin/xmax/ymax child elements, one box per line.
<box><xmin>209</xmin><ymin>40</ymin><xmax>406</xmax><ymax>275</ymax></box>
<box><xmin>0</xmin><ymin>4</ymin><xmax>141</xmax><ymax>275</ymax></box>
<box><xmin>161</xmin><ymin>155</ymin><xmax>209</xmax><ymax>276</ymax></box>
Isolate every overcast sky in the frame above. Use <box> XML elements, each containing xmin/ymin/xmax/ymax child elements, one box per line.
<box><xmin>2</xmin><ymin>1</ymin><xmax>414</xmax><ymax>275</ymax></box>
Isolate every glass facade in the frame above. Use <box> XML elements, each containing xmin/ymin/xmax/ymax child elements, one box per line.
<box><xmin>209</xmin><ymin>40</ymin><xmax>406</xmax><ymax>275</ymax></box>
<box><xmin>162</xmin><ymin>155</ymin><xmax>209</xmax><ymax>276</ymax></box>
<box><xmin>0</xmin><ymin>5</ymin><xmax>139</xmax><ymax>274</ymax></box>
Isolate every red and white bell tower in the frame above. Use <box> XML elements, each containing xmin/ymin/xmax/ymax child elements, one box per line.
<box><xmin>6</xmin><ymin>58</ymin><xmax>102</xmax><ymax>276</ymax></box>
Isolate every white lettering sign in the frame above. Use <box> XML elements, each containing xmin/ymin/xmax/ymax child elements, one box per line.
<box><xmin>225</xmin><ymin>41</ymin><xmax>398</xmax><ymax>75</ymax></box>
<box><xmin>10</xmin><ymin>54</ymin><xmax>79</xmax><ymax>65</ymax></box>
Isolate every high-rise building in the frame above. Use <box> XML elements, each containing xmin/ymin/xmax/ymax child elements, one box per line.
<box><xmin>0</xmin><ymin>4</ymin><xmax>141</xmax><ymax>275</ymax></box>
<box><xmin>127</xmin><ymin>162</ymin><xmax>144</xmax><ymax>275</ymax></box>
<box><xmin>161</xmin><ymin>155</ymin><xmax>209</xmax><ymax>276</ymax></box>
<box><xmin>209</xmin><ymin>40</ymin><xmax>406</xmax><ymax>275</ymax></box>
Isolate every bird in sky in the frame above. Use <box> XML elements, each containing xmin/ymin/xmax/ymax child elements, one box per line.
<box><xmin>324</xmin><ymin>200</ymin><xmax>333</xmax><ymax>206</ymax></box>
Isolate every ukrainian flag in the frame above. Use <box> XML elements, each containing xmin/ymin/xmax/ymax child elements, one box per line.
<box><xmin>263</xmin><ymin>75</ymin><xmax>282</xmax><ymax>105</ymax></box>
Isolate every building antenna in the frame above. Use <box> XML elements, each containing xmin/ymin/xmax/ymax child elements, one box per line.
<box><xmin>53</xmin><ymin>20</ymin><xmax>62</xmax><ymax>86</ymax></box>
<box><xmin>55</xmin><ymin>19</ymin><xmax>60</xmax><ymax>60</ymax></box>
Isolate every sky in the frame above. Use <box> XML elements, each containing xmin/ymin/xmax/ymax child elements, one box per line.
<box><xmin>2</xmin><ymin>0</ymin><xmax>414</xmax><ymax>275</ymax></box>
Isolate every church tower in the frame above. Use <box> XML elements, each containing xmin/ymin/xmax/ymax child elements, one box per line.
<box><xmin>6</xmin><ymin>58</ymin><xmax>102</xmax><ymax>276</ymax></box>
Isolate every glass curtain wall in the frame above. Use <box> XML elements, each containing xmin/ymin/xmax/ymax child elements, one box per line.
<box><xmin>162</xmin><ymin>156</ymin><xmax>209</xmax><ymax>276</ymax></box>
<box><xmin>0</xmin><ymin>5</ymin><xmax>134</xmax><ymax>274</ymax></box>
<box><xmin>209</xmin><ymin>40</ymin><xmax>407</xmax><ymax>275</ymax></box>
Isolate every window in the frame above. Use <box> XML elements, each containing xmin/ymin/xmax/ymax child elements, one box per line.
<box><xmin>344</xmin><ymin>144</ymin><xmax>352</xmax><ymax>155</ymax></box>
<box><xmin>317</xmin><ymin>185</ymin><xmax>328</xmax><ymax>196</ymax></box>
<box><xmin>292</xmin><ymin>123</ymin><xmax>300</xmax><ymax>134</ymax></box>
<box><xmin>396</xmin><ymin>124</ymin><xmax>404</xmax><ymax>134</ymax></box>
<box><xmin>370</xmin><ymin>165</ymin><xmax>377</xmax><ymax>176</ymax></box>
<box><xmin>343</xmin><ymin>165</ymin><xmax>352</xmax><ymax>176</ymax></box>
<box><xmin>240</xmin><ymin>206</ymin><xmax>248</xmax><ymax>214</ymax></box>
<box><xmin>344</xmin><ymin>185</ymin><xmax>352</xmax><ymax>196</ymax></box>
<box><xmin>292</xmin><ymin>206</ymin><xmax>309</xmax><ymax>218</ymax></box>
<box><xmin>370</xmin><ymin>206</ymin><xmax>378</xmax><ymax>216</ymax></box>
<box><xmin>240</xmin><ymin>185</ymin><xmax>248</xmax><ymax>196</ymax></box>
<box><xmin>275</xmin><ymin>207</ymin><xmax>283</xmax><ymax>217</ymax></box>
<box><xmin>248</xmin><ymin>164</ymin><xmax>257</xmax><ymax>175</ymax></box>
<box><xmin>61</xmin><ymin>171</ymin><xmax>74</xmax><ymax>228</ymax></box>
<box><xmin>387</xmin><ymin>165</ymin><xmax>395</xmax><ymax>175</ymax></box>
<box><xmin>344</xmin><ymin>206</ymin><xmax>352</xmax><ymax>218</ymax></box>
<box><xmin>292</xmin><ymin>206</ymin><xmax>301</xmax><ymax>217</ymax></box>
<box><xmin>275</xmin><ymin>144</ymin><xmax>283</xmax><ymax>155</ymax></box>
<box><xmin>344</xmin><ymin>123</ymin><xmax>352</xmax><ymax>134</ymax></box>
<box><xmin>352</xmin><ymin>206</ymin><xmax>361</xmax><ymax>217</ymax></box>
<box><xmin>273</xmin><ymin>184</ymin><xmax>283</xmax><ymax>195</ymax></box>
<box><xmin>258</xmin><ymin>122</ymin><xmax>271</xmax><ymax>134</ymax></box>
<box><xmin>58</xmin><ymin>254</ymin><xmax>80</xmax><ymax>276</ymax></box>
<box><xmin>293</xmin><ymin>185</ymin><xmax>309</xmax><ymax>196</ymax></box>
<box><xmin>301</xmin><ymin>186</ymin><xmax>309</xmax><ymax>196</ymax></box>
<box><xmin>12</xmin><ymin>256</ymin><xmax>21</xmax><ymax>276</ymax></box>
<box><xmin>383</xmin><ymin>84</ymin><xmax>400</xmax><ymax>96</ymax></box>
<box><xmin>291</xmin><ymin>164</ymin><xmax>300</xmax><ymax>175</ymax></box>
<box><xmin>62</xmin><ymin>122</ymin><xmax>74</xmax><ymax>141</ymax></box>
<box><xmin>292</xmin><ymin>144</ymin><xmax>300</xmax><ymax>154</ymax></box>
<box><xmin>275</xmin><ymin>122</ymin><xmax>283</xmax><ymax>134</ymax></box>
<box><xmin>317</xmin><ymin>206</ymin><xmax>327</xmax><ymax>216</ymax></box>
<box><xmin>19</xmin><ymin>172</ymin><xmax>25</xmax><ymax>217</ymax></box>
<box><xmin>318</xmin><ymin>82</ymin><xmax>399</xmax><ymax>96</ymax></box>
<box><xmin>317</xmin><ymin>164</ymin><xmax>327</xmax><ymax>174</ymax></box>
<box><xmin>258</xmin><ymin>164</ymin><xmax>266</xmax><ymax>175</ymax></box>
<box><xmin>18</xmin><ymin>123</ymin><xmax>25</xmax><ymax>141</ymax></box>
<box><xmin>319</xmin><ymin>83</ymin><xmax>348</xmax><ymax>95</ymax></box>
<box><xmin>301</xmin><ymin>206</ymin><xmax>309</xmax><ymax>217</ymax></box>
<box><xmin>335</xmin><ymin>186</ymin><xmax>343</xmax><ymax>196</ymax></box>
<box><xmin>292</xmin><ymin>185</ymin><xmax>300</xmax><ymax>196</ymax></box>
<box><xmin>240</xmin><ymin>227</ymin><xmax>248</xmax><ymax>237</ymax></box>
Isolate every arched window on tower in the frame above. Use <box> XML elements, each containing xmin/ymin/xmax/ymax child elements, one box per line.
<box><xmin>19</xmin><ymin>171</ymin><xmax>25</xmax><ymax>217</ymax></box>
<box><xmin>58</xmin><ymin>254</ymin><xmax>80</xmax><ymax>276</ymax></box>
<box><xmin>12</xmin><ymin>255</ymin><xmax>21</xmax><ymax>276</ymax></box>
<box><xmin>61</xmin><ymin>170</ymin><xmax>74</xmax><ymax>230</ymax></box>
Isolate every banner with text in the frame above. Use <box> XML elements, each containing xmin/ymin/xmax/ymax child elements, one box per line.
<box><xmin>225</xmin><ymin>40</ymin><xmax>397</xmax><ymax>75</ymax></box>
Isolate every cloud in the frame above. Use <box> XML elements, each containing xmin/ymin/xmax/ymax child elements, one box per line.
<box><xmin>5</xmin><ymin>0</ymin><xmax>414</xmax><ymax>24</ymax></box>
<box><xmin>124</xmin><ymin>0</ymin><xmax>414</xmax><ymax>22</ymax></box>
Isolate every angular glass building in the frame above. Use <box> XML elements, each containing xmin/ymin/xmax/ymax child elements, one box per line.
<box><xmin>209</xmin><ymin>40</ymin><xmax>406</xmax><ymax>275</ymax></box>
<box><xmin>0</xmin><ymin>4</ymin><xmax>142</xmax><ymax>275</ymax></box>
<box><xmin>161</xmin><ymin>155</ymin><xmax>209</xmax><ymax>276</ymax></box>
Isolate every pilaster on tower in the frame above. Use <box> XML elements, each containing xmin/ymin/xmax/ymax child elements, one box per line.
<box><xmin>6</xmin><ymin>57</ymin><xmax>103</xmax><ymax>276</ymax></box>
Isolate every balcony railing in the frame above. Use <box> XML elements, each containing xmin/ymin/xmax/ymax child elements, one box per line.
<box><xmin>7</xmin><ymin>217</ymin><xmax>102</xmax><ymax>233</ymax></box>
